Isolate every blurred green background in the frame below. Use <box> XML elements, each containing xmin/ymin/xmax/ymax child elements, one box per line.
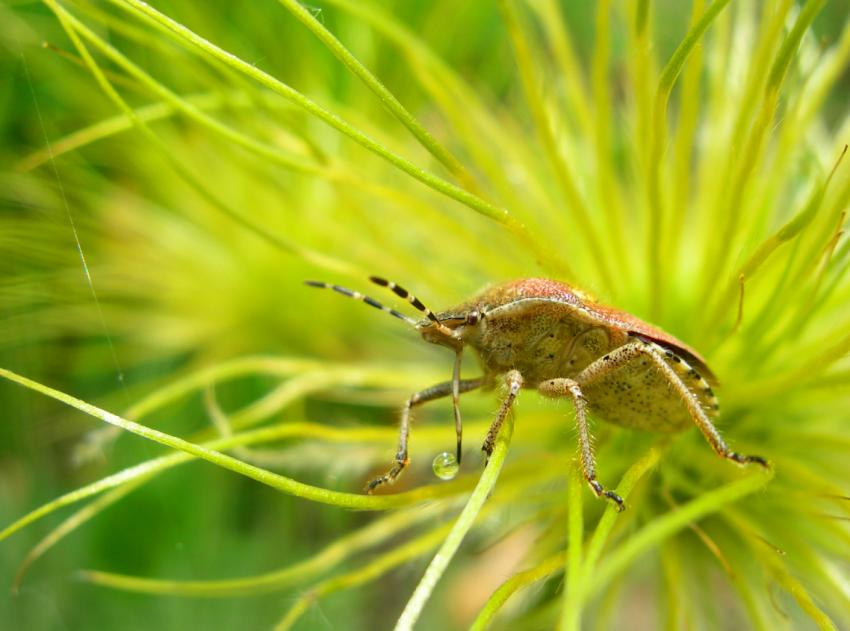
<box><xmin>3</xmin><ymin>1</ymin><xmax>850</xmax><ymax>629</ymax></box>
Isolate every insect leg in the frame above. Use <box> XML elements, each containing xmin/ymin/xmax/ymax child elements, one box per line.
<box><xmin>539</xmin><ymin>378</ymin><xmax>624</xmax><ymax>511</ymax></box>
<box><xmin>366</xmin><ymin>377</ymin><xmax>483</xmax><ymax>493</ymax></box>
<box><xmin>481</xmin><ymin>370</ymin><xmax>523</xmax><ymax>462</ymax></box>
<box><xmin>575</xmin><ymin>341</ymin><xmax>768</xmax><ymax>468</ymax></box>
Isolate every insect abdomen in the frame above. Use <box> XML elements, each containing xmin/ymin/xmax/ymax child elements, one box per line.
<box><xmin>583</xmin><ymin>342</ymin><xmax>718</xmax><ymax>432</ymax></box>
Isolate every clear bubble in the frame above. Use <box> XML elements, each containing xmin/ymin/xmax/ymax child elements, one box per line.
<box><xmin>432</xmin><ymin>451</ymin><xmax>459</xmax><ymax>480</ymax></box>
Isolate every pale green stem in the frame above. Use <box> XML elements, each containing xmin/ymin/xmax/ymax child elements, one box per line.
<box><xmin>560</xmin><ymin>465</ymin><xmax>584</xmax><ymax>631</ymax></box>
<box><xmin>18</xmin><ymin>93</ymin><xmax>228</xmax><ymax>171</ymax></box>
<box><xmin>58</xmin><ymin>14</ymin><xmax>322</xmax><ymax>175</ymax></box>
<box><xmin>468</xmin><ymin>552</ymin><xmax>563</xmax><ymax>631</ymax></box>
<box><xmin>583</xmin><ymin>467</ymin><xmax>774</xmax><ymax>600</ymax></box>
<box><xmin>581</xmin><ymin>445</ymin><xmax>665</xmax><ymax>580</ymax></box>
<box><xmin>275</xmin><ymin>522</ymin><xmax>456</xmax><ymax>631</ymax></box>
<box><xmin>0</xmin><ymin>367</ymin><xmax>464</xmax><ymax>510</ymax></box>
<box><xmin>699</xmin><ymin>0</ymin><xmax>826</xmax><ymax>310</ymax></box>
<box><xmin>46</xmin><ymin>0</ymin><xmax>358</xmax><ymax>276</ymax></box>
<box><xmin>590</xmin><ymin>0</ymin><xmax>621</xmax><ymax>290</ymax></box>
<box><xmin>565</xmin><ymin>445</ymin><xmax>664</xmax><ymax>625</ymax></box>
<box><xmin>274</xmin><ymin>472</ymin><xmax>550</xmax><ymax>631</ymax></box>
<box><xmin>80</xmin><ymin>503</ymin><xmax>448</xmax><ymax>597</ymax></box>
<box><xmin>108</xmin><ymin>0</ymin><xmax>557</xmax><ymax>270</ymax></box>
<box><xmin>498</xmin><ymin>0</ymin><xmax>607</xmax><ymax>287</ymax></box>
<box><xmin>647</xmin><ymin>0</ymin><xmax>732</xmax><ymax>317</ymax></box>
<box><xmin>13</xmin><ymin>477</ymin><xmax>148</xmax><ymax>591</ymax></box>
<box><xmin>473</xmin><ymin>445</ymin><xmax>663</xmax><ymax>629</ymax></box>
<box><xmin>274</xmin><ymin>0</ymin><xmax>477</xmax><ymax>191</ymax></box>
<box><xmin>394</xmin><ymin>415</ymin><xmax>514</xmax><ymax>631</ymax></box>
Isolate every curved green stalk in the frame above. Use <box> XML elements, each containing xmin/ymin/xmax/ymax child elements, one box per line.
<box><xmin>394</xmin><ymin>415</ymin><xmax>514</xmax><ymax>631</ymax></box>
<box><xmin>107</xmin><ymin>0</ymin><xmax>542</xmax><ymax>256</ymax></box>
<box><xmin>560</xmin><ymin>465</ymin><xmax>584</xmax><ymax>631</ymax></box>
<box><xmin>565</xmin><ymin>444</ymin><xmax>664</xmax><ymax>628</ymax></box>
<box><xmin>469</xmin><ymin>553</ymin><xmax>563</xmax><ymax>631</ymax></box>
<box><xmin>647</xmin><ymin>0</ymin><xmax>732</xmax><ymax>316</ymax></box>
<box><xmin>584</xmin><ymin>467</ymin><xmax>774</xmax><ymax>600</ymax></box>
<box><xmin>274</xmin><ymin>0</ymin><xmax>477</xmax><ymax>191</ymax></box>
<box><xmin>319</xmin><ymin>0</ymin><xmax>560</xmax><ymax>234</ymax></box>
<box><xmin>0</xmin><ymin>419</ymin><xmax>460</xmax><ymax>547</ymax></box>
<box><xmin>499</xmin><ymin>0</ymin><xmax>608</xmax><ymax>289</ymax></box>
<box><xmin>274</xmin><ymin>521</ymin><xmax>456</xmax><ymax>631</ymax></box>
<box><xmin>0</xmin><ymin>367</ymin><xmax>467</xmax><ymax>511</ymax></box>
<box><xmin>13</xmin><ymin>477</ymin><xmax>148</xmax><ymax>591</ymax></box>
<box><xmin>47</xmin><ymin>0</ymin><xmax>358</xmax><ymax>276</ymax></box>
<box><xmin>80</xmin><ymin>503</ymin><xmax>447</xmax><ymax>597</ymax></box>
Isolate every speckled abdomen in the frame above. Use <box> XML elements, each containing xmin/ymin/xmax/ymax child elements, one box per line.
<box><xmin>582</xmin><ymin>349</ymin><xmax>715</xmax><ymax>432</ymax></box>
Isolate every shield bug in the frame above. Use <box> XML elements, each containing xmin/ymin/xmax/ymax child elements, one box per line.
<box><xmin>305</xmin><ymin>277</ymin><xmax>768</xmax><ymax>510</ymax></box>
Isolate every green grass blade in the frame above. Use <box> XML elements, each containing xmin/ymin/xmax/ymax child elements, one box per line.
<box><xmin>394</xmin><ymin>414</ymin><xmax>514</xmax><ymax>631</ymax></box>
<box><xmin>0</xmin><ymin>367</ymin><xmax>468</xmax><ymax>510</ymax></box>
<box><xmin>275</xmin><ymin>0</ymin><xmax>478</xmax><ymax>191</ymax></box>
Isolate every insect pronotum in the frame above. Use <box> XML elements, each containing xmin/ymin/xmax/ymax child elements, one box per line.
<box><xmin>306</xmin><ymin>277</ymin><xmax>768</xmax><ymax>510</ymax></box>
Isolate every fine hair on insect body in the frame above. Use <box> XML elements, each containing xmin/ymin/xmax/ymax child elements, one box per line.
<box><xmin>306</xmin><ymin>276</ymin><xmax>769</xmax><ymax>510</ymax></box>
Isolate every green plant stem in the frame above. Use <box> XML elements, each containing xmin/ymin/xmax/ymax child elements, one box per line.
<box><xmin>394</xmin><ymin>415</ymin><xmax>514</xmax><ymax>631</ymax></box>
<box><xmin>469</xmin><ymin>552</ymin><xmax>563</xmax><ymax>631</ymax></box>
<box><xmin>273</xmin><ymin>475</ymin><xmax>553</xmax><ymax>631</ymax></box>
<box><xmin>107</xmin><ymin>0</ymin><xmax>561</xmax><ymax>271</ymax></box>
<box><xmin>81</xmin><ymin>503</ymin><xmax>447</xmax><ymax>597</ymax></box>
<box><xmin>471</xmin><ymin>444</ymin><xmax>663</xmax><ymax>629</ymax></box>
<box><xmin>499</xmin><ymin>0</ymin><xmax>611</xmax><ymax>290</ymax></box>
<box><xmin>47</xmin><ymin>0</ymin><xmax>358</xmax><ymax>276</ymax></box>
<box><xmin>564</xmin><ymin>444</ymin><xmax>664</xmax><ymax>629</ymax></box>
<box><xmin>583</xmin><ymin>467</ymin><xmax>774</xmax><ymax>600</ymax></box>
<box><xmin>647</xmin><ymin>0</ymin><xmax>732</xmax><ymax>316</ymax></box>
<box><xmin>275</xmin><ymin>521</ymin><xmax>456</xmax><ymax>631</ymax></box>
<box><xmin>0</xmin><ymin>419</ymin><xmax>447</xmax><ymax>548</ymax></box>
<box><xmin>13</xmin><ymin>478</ymin><xmax>148</xmax><ymax>592</ymax></box>
<box><xmin>274</xmin><ymin>0</ymin><xmax>478</xmax><ymax>191</ymax></box>
<box><xmin>560</xmin><ymin>465</ymin><xmax>584</xmax><ymax>631</ymax></box>
<box><xmin>698</xmin><ymin>0</ymin><xmax>826</xmax><ymax>311</ymax></box>
<box><xmin>0</xmin><ymin>367</ymin><xmax>460</xmax><ymax>510</ymax></box>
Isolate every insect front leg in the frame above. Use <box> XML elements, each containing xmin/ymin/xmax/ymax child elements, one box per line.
<box><xmin>481</xmin><ymin>370</ymin><xmax>523</xmax><ymax>463</ymax></box>
<box><xmin>576</xmin><ymin>341</ymin><xmax>769</xmax><ymax>469</ymax></box>
<box><xmin>365</xmin><ymin>377</ymin><xmax>483</xmax><ymax>493</ymax></box>
<box><xmin>539</xmin><ymin>378</ymin><xmax>624</xmax><ymax>511</ymax></box>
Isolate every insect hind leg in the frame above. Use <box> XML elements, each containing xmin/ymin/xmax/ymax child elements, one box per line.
<box><xmin>575</xmin><ymin>340</ymin><xmax>769</xmax><ymax>470</ymax></box>
<box><xmin>366</xmin><ymin>377</ymin><xmax>482</xmax><ymax>493</ymax></box>
<box><xmin>539</xmin><ymin>378</ymin><xmax>624</xmax><ymax>511</ymax></box>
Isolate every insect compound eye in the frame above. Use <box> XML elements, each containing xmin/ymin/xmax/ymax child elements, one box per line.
<box><xmin>466</xmin><ymin>310</ymin><xmax>480</xmax><ymax>325</ymax></box>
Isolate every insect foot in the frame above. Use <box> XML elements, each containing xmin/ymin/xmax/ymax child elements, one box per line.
<box><xmin>727</xmin><ymin>452</ymin><xmax>770</xmax><ymax>469</ymax></box>
<box><xmin>364</xmin><ymin>456</ymin><xmax>409</xmax><ymax>494</ymax></box>
<box><xmin>482</xmin><ymin>370</ymin><xmax>524</xmax><ymax>466</ymax></box>
<box><xmin>589</xmin><ymin>479</ymin><xmax>625</xmax><ymax>512</ymax></box>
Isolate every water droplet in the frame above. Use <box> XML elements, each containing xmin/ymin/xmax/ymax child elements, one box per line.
<box><xmin>432</xmin><ymin>452</ymin><xmax>459</xmax><ymax>480</ymax></box>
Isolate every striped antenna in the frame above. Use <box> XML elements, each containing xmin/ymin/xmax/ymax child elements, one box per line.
<box><xmin>369</xmin><ymin>276</ymin><xmax>458</xmax><ymax>337</ymax></box>
<box><xmin>304</xmin><ymin>281</ymin><xmax>418</xmax><ymax>326</ymax></box>
<box><xmin>368</xmin><ymin>276</ymin><xmax>441</xmax><ymax>323</ymax></box>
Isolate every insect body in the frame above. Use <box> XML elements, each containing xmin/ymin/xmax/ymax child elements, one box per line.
<box><xmin>306</xmin><ymin>277</ymin><xmax>767</xmax><ymax>510</ymax></box>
